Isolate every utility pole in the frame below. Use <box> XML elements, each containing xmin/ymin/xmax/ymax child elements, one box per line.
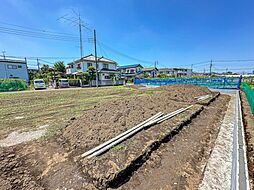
<box><xmin>94</xmin><ymin>29</ymin><xmax>98</xmax><ymax>88</ymax></box>
<box><xmin>209</xmin><ymin>60</ymin><xmax>213</xmax><ymax>76</ymax></box>
<box><xmin>78</xmin><ymin>13</ymin><xmax>83</xmax><ymax>58</ymax></box>
<box><xmin>58</xmin><ymin>10</ymin><xmax>84</xmax><ymax>58</ymax></box>
<box><xmin>37</xmin><ymin>58</ymin><xmax>40</xmax><ymax>72</ymax></box>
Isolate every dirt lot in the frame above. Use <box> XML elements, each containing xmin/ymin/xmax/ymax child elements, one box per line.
<box><xmin>241</xmin><ymin>91</ymin><xmax>254</xmax><ymax>189</ymax></box>
<box><xmin>0</xmin><ymin>87</ymin><xmax>140</xmax><ymax>138</ymax></box>
<box><xmin>0</xmin><ymin>85</ymin><xmax>229</xmax><ymax>190</ymax></box>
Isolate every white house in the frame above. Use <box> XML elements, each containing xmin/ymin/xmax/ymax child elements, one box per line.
<box><xmin>67</xmin><ymin>54</ymin><xmax>121</xmax><ymax>85</ymax></box>
<box><xmin>0</xmin><ymin>59</ymin><xmax>29</xmax><ymax>81</ymax></box>
<box><xmin>67</xmin><ymin>54</ymin><xmax>119</xmax><ymax>79</ymax></box>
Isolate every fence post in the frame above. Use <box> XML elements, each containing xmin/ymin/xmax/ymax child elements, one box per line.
<box><xmin>237</xmin><ymin>75</ymin><xmax>243</xmax><ymax>89</ymax></box>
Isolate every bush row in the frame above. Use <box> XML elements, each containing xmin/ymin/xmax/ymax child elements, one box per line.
<box><xmin>0</xmin><ymin>79</ymin><xmax>28</xmax><ymax>92</ymax></box>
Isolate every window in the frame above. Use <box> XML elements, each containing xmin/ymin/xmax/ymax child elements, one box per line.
<box><xmin>103</xmin><ymin>64</ymin><xmax>109</xmax><ymax>69</ymax></box>
<box><xmin>105</xmin><ymin>75</ymin><xmax>110</xmax><ymax>79</ymax></box>
<box><xmin>18</xmin><ymin>65</ymin><xmax>22</xmax><ymax>68</ymax></box>
<box><xmin>87</xmin><ymin>63</ymin><xmax>92</xmax><ymax>67</ymax></box>
<box><xmin>7</xmin><ymin>65</ymin><xmax>18</xmax><ymax>69</ymax></box>
<box><xmin>71</xmin><ymin>64</ymin><xmax>74</xmax><ymax>69</ymax></box>
<box><xmin>77</xmin><ymin>64</ymin><xmax>81</xmax><ymax>69</ymax></box>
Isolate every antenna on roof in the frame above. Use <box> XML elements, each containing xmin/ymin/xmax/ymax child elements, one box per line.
<box><xmin>2</xmin><ymin>50</ymin><xmax>6</xmax><ymax>59</ymax></box>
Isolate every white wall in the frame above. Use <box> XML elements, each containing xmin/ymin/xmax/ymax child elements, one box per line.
<box><xmin>0</xmin><ymin>62</ymin><xmax>29</xmax><ymax>81</ymax></box>
<box><xmin>72</xmin><ymin>61</ymin><xmax>116</xmax><ymax>72</ymax></box>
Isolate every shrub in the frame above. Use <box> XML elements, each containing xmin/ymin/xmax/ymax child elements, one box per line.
<box><xmin>68</xmin><ymin>79</ymin><xmax>81</xmax><ymax>86</ymax></box>
<box><xmin>0</xmin><ymin>79</ymin><xmax>28</xmax><ymax>92</ymax></box>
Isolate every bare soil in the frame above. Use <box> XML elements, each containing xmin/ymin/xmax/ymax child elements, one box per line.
<box><xmin>115</xmin><ymin>94</ymin><xmax>230</xmax><ymax>190</ymax></box>
<box><xmin>156</xmin><ymin>84</ymin><xmax>212</xmax><ymax>103</ymax></box>
<box><xmin>0</xmin><ymin>85</ymin><xmax>227</xmax><ymax>190</ymax></box>
<box><xmin>240</xmin><ymin>91</ymin><xmax>254</xmax><ymax>189</ymax></box>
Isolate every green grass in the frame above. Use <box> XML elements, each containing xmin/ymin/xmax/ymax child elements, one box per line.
<box><xmin>112</xmin><ymin>144</ymin><xmax>127</xmax><ymax>151</ymax></box>
<box><xmin>0</xmin><ymin>87</ymin><xmax>160</xmax><ymax>138</ymax></box>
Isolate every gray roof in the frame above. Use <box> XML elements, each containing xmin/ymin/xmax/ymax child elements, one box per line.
<box><xmin>0</xmin><ymin>59</ymin><xmax>26</xmax><ymax>64</ymax></box>
<box><xmin>68</xmin><ymin>54</ymin><xmax>117</xmax><ymax>65</ymax></box>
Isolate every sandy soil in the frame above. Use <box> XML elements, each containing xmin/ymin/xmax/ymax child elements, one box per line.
<box><xmin>241</xmin><ymin>91</ymin><xmax>254</xmax><ymax>189</ymax></box>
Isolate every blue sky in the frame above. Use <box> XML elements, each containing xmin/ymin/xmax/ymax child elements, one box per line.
<box><xmin>0</xmin><ymin>0</ymin><xmax>254</xmax><ymax>72</ymax></box>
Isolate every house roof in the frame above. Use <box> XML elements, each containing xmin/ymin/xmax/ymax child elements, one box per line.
<box><xmin>68</xmin><ymin>54</ymin><xmax>117</xmax><ymax>65</ymax></box>
<box><xmin>118</xmin><ymin>64</ymin><xmax>143</xmax><ymax>69</ymax></box>
<box><xmin>0</xmin><ymin>59</ymin><xmax>26</xmax><ymax>64</ymax></box>
<box><xmin>142</xmin><ymin>67</ymin><xmax>158</xmax><ymax>72</ymax></box>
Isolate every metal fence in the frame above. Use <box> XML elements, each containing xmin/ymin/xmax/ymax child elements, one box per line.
<box><xmin>242</xmin><ymin>83</ymin><xmax>254</xmax><ymax>115</ymax></box>
<box><xmin>134</xmin><ymin>77</ymin><xmax>241</xmax><ymax>89</ymax></box>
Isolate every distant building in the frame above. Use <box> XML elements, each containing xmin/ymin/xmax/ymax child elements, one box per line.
<box><xmin>138</xmin><ymin>67</ymin><xmax>159</xmax><ymax>78</ymax></box>
<box><xmin>67</xmin><ymin>54</ymin><xmax>120</xmax><ymax>83</ymax></box>
<box><xmin>158</xmin><ymin>68</ymin><xmax>192</xmax><ymax>77</ymax></box>
<box><xmin>0</xmin><ymin>58</ymin><xmax>29</xmax><ymax>81</ymax></box>
<box><xmin>118</xmin><ymin>64</ymin><xmax>143</xmax><ymax>80</ymax></box>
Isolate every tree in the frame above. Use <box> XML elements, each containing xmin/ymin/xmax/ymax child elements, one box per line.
<box><xmin>53</xmin><ymin>61</ymin><xmax>66</xmax><ymax>73</ymax></box>
<box><xmin>40</xmin><ymin>64</ymin><xmax>50</xmax><ymax>74</ymax></box>
<box><xmin>87</xmin><ymin>66</ymin><xmax>96</xmax><ymax>81</ymax></box>
<box><xmin>143</xmin><ymin>72</ymin><xmax>150</xmax><ymax>78</ymax></box>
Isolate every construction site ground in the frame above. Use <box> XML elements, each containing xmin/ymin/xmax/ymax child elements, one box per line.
<box><xmin>0</xmin><ymin>85</ymin><xmax>236</xmax><ymax>190</ymax></box>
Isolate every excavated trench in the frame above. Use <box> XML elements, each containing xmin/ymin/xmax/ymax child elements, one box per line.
<box><xmin>79</xmin><ymin>93</ymin><xmax>218</xmax><ymax>189</ymax></box>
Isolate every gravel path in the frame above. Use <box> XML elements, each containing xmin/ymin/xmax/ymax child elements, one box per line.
<box><xmin>199</xmin><ymin>93</ymin><xmax>235</xmax><ymax>190</ymax></box>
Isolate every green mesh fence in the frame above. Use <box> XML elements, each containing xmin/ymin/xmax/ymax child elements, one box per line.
<box><xmin>0</xmin><ymin>79</ymin><xmax>28</xmax><ymax>92</ymax></box>
<box><xmin>242</xmin><ymin>83</ymin><xmax>254</xmax><ymax>115</ymax></box>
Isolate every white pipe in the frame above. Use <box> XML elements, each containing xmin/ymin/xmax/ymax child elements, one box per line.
<box><xmin>144</xmin><ymin>107</ymin><xmax>186</xmax><ymax>126</ymax></box>
<box><xmin>156</xmin><ymin>105</ymin><xmax>193</xmax><ymax>124</ymax></box>
<box><xmin>81</xmin><ymin>112</ymin><xmax>164</xmax><ymax>158</ymax></box>
<box><xmin>87</xmin><ymin>105</ymin><xmax>193</xmax><ymax>158</ymax></box>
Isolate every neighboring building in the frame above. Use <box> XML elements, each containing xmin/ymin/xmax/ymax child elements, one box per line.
<box><xmin>0</xmin><ymin>58</ymin><xmax>29</xmax><ymax>81</ymax></box>
<box><xmin>67</xmin><ymin>54</ymin><xmax>120</xmax><ymax>82</ymax></box>
<box><xmin>138</xmin><ymin>67</ymin><xmax>159</xmax><ymax>78</ymax></box>
<box><xmin>158</xmin><ymin>68</ymin><xmax>192</xmax><ymax>77</ymax></box>
<box><xmin>118</xmin><ymin>64</ymin><xmax>143</xmax><ymax>80</ymax></box>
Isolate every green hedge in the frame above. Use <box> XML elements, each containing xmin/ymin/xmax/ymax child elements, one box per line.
<box><xmin>68</xmin><ymin>79</ymin><xmax>81</xmax><ymax>86</ymax></box>
<box><xmin>68</xmin><ymin>79</ymin><xmax>89</xmax><ymax>86</ymax></box>
<box><xmin>0</xmin><ymin>79</ymin><xmax>28</xmax><ymax>92</ymax></box>
<box><xmin>242</xmin><ymin>83</ymin><xmax>254</xmax><ymax>115</ymax></box>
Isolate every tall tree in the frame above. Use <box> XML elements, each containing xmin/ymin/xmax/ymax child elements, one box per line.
<box><xmin>40</xmin><ymin>64</ymin><xmax>50</xmax><ymax>73</ymax></box>
<box><xmin>53</xmin><ymin>61</ymin><xmax>66</xmax><ymax>73</ymax></box>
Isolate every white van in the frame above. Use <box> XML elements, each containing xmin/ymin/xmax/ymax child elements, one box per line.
<box><xmin>58</xmin><ymin>79</ymin><xmax>69</xmax><ymax>88</ymax></box>
<box><xmin>34</xmin><ymin>79</ymin><xmax>46</xmax><ymax>90</ymax></box>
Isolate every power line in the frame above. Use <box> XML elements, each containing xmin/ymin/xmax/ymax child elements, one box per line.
<box><xmin>0</xmin><ymin>21</ymin><xmax>78</xmax><ymax>36</ymax></box>
<box><xmin>213</xmin><ymin>59</ymin><xmax>254</xmax><ymax>62</ymax></box>
<box><xmin>98</xmin><ymin>41</ymin><xmax>154</xmax><ymax>64</ymax></box>
<box><xmin>0</xmin><ymin>55</ymin><xmax>79</xmax><ymax>60</ymax></box>
<box><xmin>0</xmin><ymin>25</ymin><xmax>94</xmax><ymax>43</ymax></box>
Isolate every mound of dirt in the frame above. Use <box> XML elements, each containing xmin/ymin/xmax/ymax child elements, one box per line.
<box><xmin>157</xmin><ymin>84</ymin><xmax>213</xmax><ymax>103</ymax></box>
<box><xmin>60</xmin><ymin>84</ymin><xmax>215</xmax><ymax>160</ymax></box>
<box><xmin>59</xmin><ymin>84</ymin><xmax>218</xmax><ymax>189</ymax></box>
<box><xmin>61</xmin><ymin>94</ymin><xmax>189</xmax><ymax>156</ymax></box>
